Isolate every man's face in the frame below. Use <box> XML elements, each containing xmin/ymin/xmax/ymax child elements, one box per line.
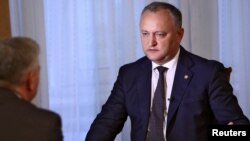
<box><xmin>140</xmin><ymin>9</ymin><xmax>184</xmax><ymax>65</ymax></box>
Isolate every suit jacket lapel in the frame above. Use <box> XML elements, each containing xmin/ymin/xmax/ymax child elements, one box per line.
<box><xmin>137</xmin><ymin>58</ymin><xmax>152</xmax><ymax>127</ymax></box>
<box><xmin>166</xmin><ymin>47</ymin><xmax>194</xmax><ymax>133</ymax></box>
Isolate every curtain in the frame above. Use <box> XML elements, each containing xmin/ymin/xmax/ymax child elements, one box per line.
<box><xmin>9</xmin><ymin>0</ymin><xmax>250</xmax><ymax>141</ymax></box>
<box><xmin>218</xmin><ymin>0</ymin><xmax>250</xmax><ymax>117</ymax></box>
<box><xmin>43</xmin><ymin>0</ymin><xmax>147</xmax><ymax>140</ymax></box>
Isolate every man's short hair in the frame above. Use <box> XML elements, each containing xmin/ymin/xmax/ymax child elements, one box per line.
<box><xmin>141</xmin><ymin>1</ymin><xmax>182</xmax><ymax>27</ymax></box>
<box><xmin>0</xmin><ymin>37</ymin><xmax>40</xmax><ymax>85</ymax></box>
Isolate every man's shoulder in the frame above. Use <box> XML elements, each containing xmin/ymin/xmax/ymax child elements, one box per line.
<box><xmin>120</xmin><ymin>56</ymin><xmax>150</xmax><ymax>70</ymax></box>
<box><xmin>181</xmin><ymin>47</ymin><xmax>224</xmax><ymax>68</ymax></box>
<box><xmin>0</xmin><ymin>97</ymin><xmax>62</xmax><ymax>133</ymax></box>
<box><xmin>23</xmin><ymin>102</ymin><xmax>61</xmax><ymax>122</ymax></box>
<box><xmin>0</xmin><ymin>100</ymin><xmax>62</xmax><ymax>141</ymax></box>
<box><xmin>2</xmin><ymin>97</ymin><xmax>61</xmax><ymax>122</ymax></box>
<box><xmin>113</xmin><ymin>56</ymin><xmax>150</xmax><ymax>80</ymax></box>
<box><xmin>33</xmin><ymin>106</ymin><xmax>61</xmax><ymax>120</ymax></box>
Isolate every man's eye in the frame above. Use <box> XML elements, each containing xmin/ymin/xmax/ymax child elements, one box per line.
<box><xmin>142</xmin><ymin>32</ymin><xmax>149</xmax><ymax>36</ymax></box>
<box><xmin>156</xmin><ymin>33</ymin><xmax>166</xmax><ymax>38</ymax></box>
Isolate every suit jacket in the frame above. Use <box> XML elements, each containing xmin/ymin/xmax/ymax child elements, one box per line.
<box><xmin>0</xmin><ymin>87</ymin><xmax>63</xmax><ymax>141</ymax></box>
<box><xmin>86</xmin><ymin>47</ymin><xmax>249</xmax><ymax>141</ymax></box>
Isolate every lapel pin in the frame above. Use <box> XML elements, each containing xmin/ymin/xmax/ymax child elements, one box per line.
<box><xmin>184</xmin><ymin>75</ymin><xmax>189</xmax><ymax>79</ymax></box>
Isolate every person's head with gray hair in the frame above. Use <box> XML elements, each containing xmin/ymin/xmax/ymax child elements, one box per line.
<box><xmin>141</xmin><ymin>1</ymin><xmax>182</xmax><ymax>27</ymax></box>
<box><xmin>0</xmin><ymin>37</ymin><xmax>40</xmax><ymax>101</ymax></box>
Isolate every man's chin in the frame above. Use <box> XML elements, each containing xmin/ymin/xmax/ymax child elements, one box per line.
<box><xmin>148</xmin><ymin>58</ymin><xmax>163</xmax><ymax>64</ymax></box>
<box><xmin>146</xmin><ymin>56</ymin><xmax>168</xmax><ymax>65</ymax></box>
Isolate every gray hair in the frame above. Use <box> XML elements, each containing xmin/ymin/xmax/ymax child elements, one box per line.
<box><xmin>141</xmin><ymin>1</ymin><xmax>182</xmax><ymax>27</ymax></box>
<box><xmin>0</xmin><ymin>37</ymin><xmax>40</xmax><ymax>85</ymax></box>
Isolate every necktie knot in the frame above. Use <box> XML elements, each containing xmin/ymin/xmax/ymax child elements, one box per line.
<box><xmin>156</xmin><ymin>66</ymin><xmax>167</xmax><ymax>75</ymax></box>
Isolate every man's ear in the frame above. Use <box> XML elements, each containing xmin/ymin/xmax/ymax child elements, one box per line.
<box><xmin>177</xmin><ymin>27</ymin><xmax>184</xmax><ymax>42</ymax></box>
<box><xmin>26</xmin><ymin>71</ymin><xmax>35</xmax><ymax>92</ymax></box>
<box><xmin>23</xmin><ymin>70</ymin><xmax>38</xmax><ymax>101</ymax></box>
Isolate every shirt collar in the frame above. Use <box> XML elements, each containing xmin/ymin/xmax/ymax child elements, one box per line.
<box><xmin>152</xmin><ymin>48</ymin><xmax>180</xmax><ymax>70</ymax></box>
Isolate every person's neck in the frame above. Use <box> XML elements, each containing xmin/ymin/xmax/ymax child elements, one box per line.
<box><xmin>0</xmin><ymin>80</ymin><xmax>23</xmax><ymax>99</ymax></box>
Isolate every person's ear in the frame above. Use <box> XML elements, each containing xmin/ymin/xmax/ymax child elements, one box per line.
<box><xmin>26</xmin><ymin>71</ymin><xmax>35</xmax><ymax>92</ymax></box>
<box><xmin>177</xmin><ymin>27</ymin><xmax>184</xmax><ymax>42</ymax></box>
<box><xmin>24</xmin><ymin>70</ymin><xmax>38</xmax><ymax>101</ymax></box>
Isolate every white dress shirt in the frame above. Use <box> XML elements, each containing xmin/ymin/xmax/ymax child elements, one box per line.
<box><xmin>150</xmin><ymin>49</ymin><xmax>180</xmax><ymax>140</ymax></box>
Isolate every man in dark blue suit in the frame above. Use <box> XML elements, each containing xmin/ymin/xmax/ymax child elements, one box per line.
<box><xmin>86</xmin><ymin>2</ymin><xmax>249</xmax><ymax>141</ymax></box>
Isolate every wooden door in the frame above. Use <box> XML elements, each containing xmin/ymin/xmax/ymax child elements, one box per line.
<box><xmin>0</xmin><ymin>0</ymin><xmax>11</xmax><ymax>39</ymax></box>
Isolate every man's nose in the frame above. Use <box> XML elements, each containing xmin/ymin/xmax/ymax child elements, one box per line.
<box><xmin>149</xmin><ymin>34</ymin><xmax>157</xmax><ymax>46</ymax></box>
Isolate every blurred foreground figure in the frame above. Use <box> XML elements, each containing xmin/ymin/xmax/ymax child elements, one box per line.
<box><xmin>0</xmin><ymin>37</ymin><xmax>63</xmax><ymax>141</ymax></box>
